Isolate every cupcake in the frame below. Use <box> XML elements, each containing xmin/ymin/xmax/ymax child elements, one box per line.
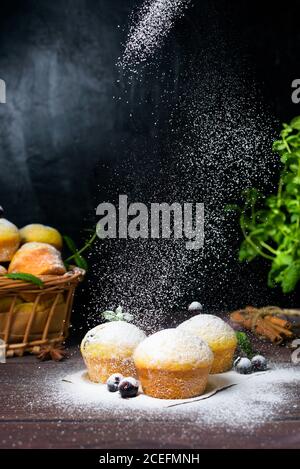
<box><xmin>133</xmin><ymin>328</ymin><xmax>213</xmax><ymax>399</ymax></box>
<box><xmin>81</xmin><ymin>321</ymin><xmax>146</xmax><ymax>383</ymax></box>
<box><xmin>178</xmin><ymin>314</ymin><xmax>237</xmax><ymax>374</ymax></box>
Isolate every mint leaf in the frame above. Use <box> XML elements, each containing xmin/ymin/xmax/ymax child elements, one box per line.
<box><xmin>102</xmin><ymin>306</ymin><xmax>133</xmax><ymax>322</ymax></box>
<box><xmin>236</xmin><ymin>332</ymin><xmax>254</xmax><ymax>358</ymax></box>
<box><xmin>281</xmin><ymin>262</ymin><xmax>300</xmax><ymax>293</ymax></box>
<box><xmin>74</xmin><ymin>254</ymin><xmax>88</xmax><ymax>270</ymax></box>
<box><xmin>64</xmin><ymin>231</ymin><xmax>98</xmax><ymax>271</ymax></box>
<box><xmin>115</xmin><ymin>306</ymin><xmax>123</xmax><ymax>315</ymax></box>
<box><xmin>5</xmin><ymin>273</ymin><xmax>44</xmax><ymax>288</ymax></box>
<box><xmin>63</xmin><ymin>235</ymin><xmax>77</xmax><ymax>253</ymax></box>
<box><xmin>102</xmin><ymin>310</ymin><xmax>118</xmax><ymax>321</ymax></box>
<box><xmin>63</xmin><ymin>235</ymin><xmax>89</xmax><ymax>270</ymax></box>
<box><xmin>232</xmin><ymin>117</ymin><xmax>300</xmax><ymax>293</ymax></box>
<box><xmin>290</xmin><ymin>116</ymin><xmax>300</xmax><ymax>130</ymax></box>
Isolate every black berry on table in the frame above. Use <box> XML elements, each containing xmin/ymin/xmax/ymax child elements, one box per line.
<box><xmin>118</xmin><ymin>377</ymin><xmax>139</xmax><ymax>398</ymax></box>
<box><xmin>251</xmin><ymin>355</ymin><xmax>268</xmax><ymax>372</ymax></box>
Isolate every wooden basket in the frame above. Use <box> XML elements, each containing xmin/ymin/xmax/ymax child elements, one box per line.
<box><xmin>0</xmin><ymin>267</ymin><xmax>85</xmax><ymax>357</ymax></box>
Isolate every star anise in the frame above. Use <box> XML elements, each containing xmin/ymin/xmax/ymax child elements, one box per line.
<box><xmin>37</xmin><ymin>344</ymin><xmax>68</xmax><ymax>361</ymax></box>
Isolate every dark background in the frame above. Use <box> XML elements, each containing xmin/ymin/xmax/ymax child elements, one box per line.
<box><xmin>0</xmin><ymin>0</ymin><xmax>299</xmax><ymax>331</ymax></box>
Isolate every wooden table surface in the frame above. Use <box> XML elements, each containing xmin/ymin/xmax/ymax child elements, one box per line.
<box><xmin>0</xmin><ymin>342</ymin><xmax>299</xmax><ymax>449</ymax></box>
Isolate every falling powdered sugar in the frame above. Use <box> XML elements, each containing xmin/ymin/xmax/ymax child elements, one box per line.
<box><xmin>120</xmin><ymin>0</ymin><xmax>192</xmax><ymax>71</ymax></box>
<box><xmin>85</xmin><ymin>2</ymin><xmax>279</xmax><ymax>332</ymax></box>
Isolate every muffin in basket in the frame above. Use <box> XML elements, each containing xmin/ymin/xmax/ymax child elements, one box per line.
<box><xmin>133</xmin><ymin>328</ymin><xmax>214</xmax><ymax>399</ymax></box>
<box><xmin>8</xmin><ymin>242</ymin><xmax>66</xmax><ymax>276</ymax></box>
<box><xmin>81</xmin><ymin>321</ymin><xmax>146</xmax><ymax>383</ymax></box>
<box><xmin>0</xmin><ymin>265</ymin><xmax>7</xmax><ymax>275</ymax></box>
<box><xmin>0</xmin><ymin>218</ymin><xmax>20</xmax><ymax>262</ymax></box>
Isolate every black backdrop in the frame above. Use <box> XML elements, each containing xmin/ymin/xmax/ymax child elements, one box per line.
<box><xmin>0</xmin><ymin>0</ymin><xmax>299</xmax><ymax>333</ymax></box>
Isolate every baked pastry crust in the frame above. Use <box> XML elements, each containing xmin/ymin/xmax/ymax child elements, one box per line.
<box><xmin>81</xmin><ymin>321</ymin><xmax>146</xmax><ymax>383</ymax></box>
<box><xmin>178</xmin><ymin>314</ymin><xmax>237</xmax><ymax>374</ymax></box>
<box><xmin>134</xmin><ymin>328</ymin><xmax>214</xmax><ymax>399</ymax></box>
<box><xmin>136</xmin><ymin>365</ymin><xmax>211</xmax><ymax>399</ymax></box>
<box><xmin>8</xmin><ymin>242</ymin><xmax>66</xmax><ymax>276</ymax></box>
<box><xmin>20</xmin><ymin>224</ymin><xmax>63</xmax><ymax>250</ymax></box>
<box><xmin>0</xmin><ymin>219</ymin><xmax>20</xmax><ymax>262</ymax></box>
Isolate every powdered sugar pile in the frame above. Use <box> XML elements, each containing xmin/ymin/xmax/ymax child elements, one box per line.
<box><xmin>190</xmin><ymin>366</ymin><xmax>299</xmax><ymax>428</ymax></box>
<box><xmin>2</xmin><ymin>358</ymin><xmax>298</xmax><ymax>449</ymax></box>
<box><xmin>54</xmin><ymin>365</ymin><xmax>300</xmax><ymax>430</ymax></box>
<box><xmin>120</xmin><ymin>0</ymin><xmax>192</xmax><ymax>71</ymax></box>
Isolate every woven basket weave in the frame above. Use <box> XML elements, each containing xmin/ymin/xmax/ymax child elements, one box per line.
<box><xmin>0</xmin><ymin>267</ymin><xmax>85</xmax><ymax>357</ymax></box>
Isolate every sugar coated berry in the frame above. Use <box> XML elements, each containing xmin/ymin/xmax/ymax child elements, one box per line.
<box><xmin>188</xmin><ymin>301</ymin><xmax>203</xmax><ymax>313</ymax></box>
<box><xmin>234</xmin><ymin>356</ymin><xmax>252</xmax><ymax>374</ymax></box>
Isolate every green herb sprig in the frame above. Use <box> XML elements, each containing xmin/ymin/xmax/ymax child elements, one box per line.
<box><xmin>63</xmin><ymin>230</ymin><xmax>97</xmax><ymax>271</ymax></box>
<box><xmin>5</xmin><ymin>273</ymin><xmax>44</xmax><ymax>287</ymax></box>
<box><xmin>102</xmin><ymin>306</ymin><xmax>133</xmax><ymax>322</ymax></box>
<box><xmin>235</xmin><ymin>331</ymin><xmax>255</xmax><ymax>358</ymax></box>
<box><xmin>228</xmin><ymin>116</ymin><xmax>300</xmax><ymax>293</ymax></box>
